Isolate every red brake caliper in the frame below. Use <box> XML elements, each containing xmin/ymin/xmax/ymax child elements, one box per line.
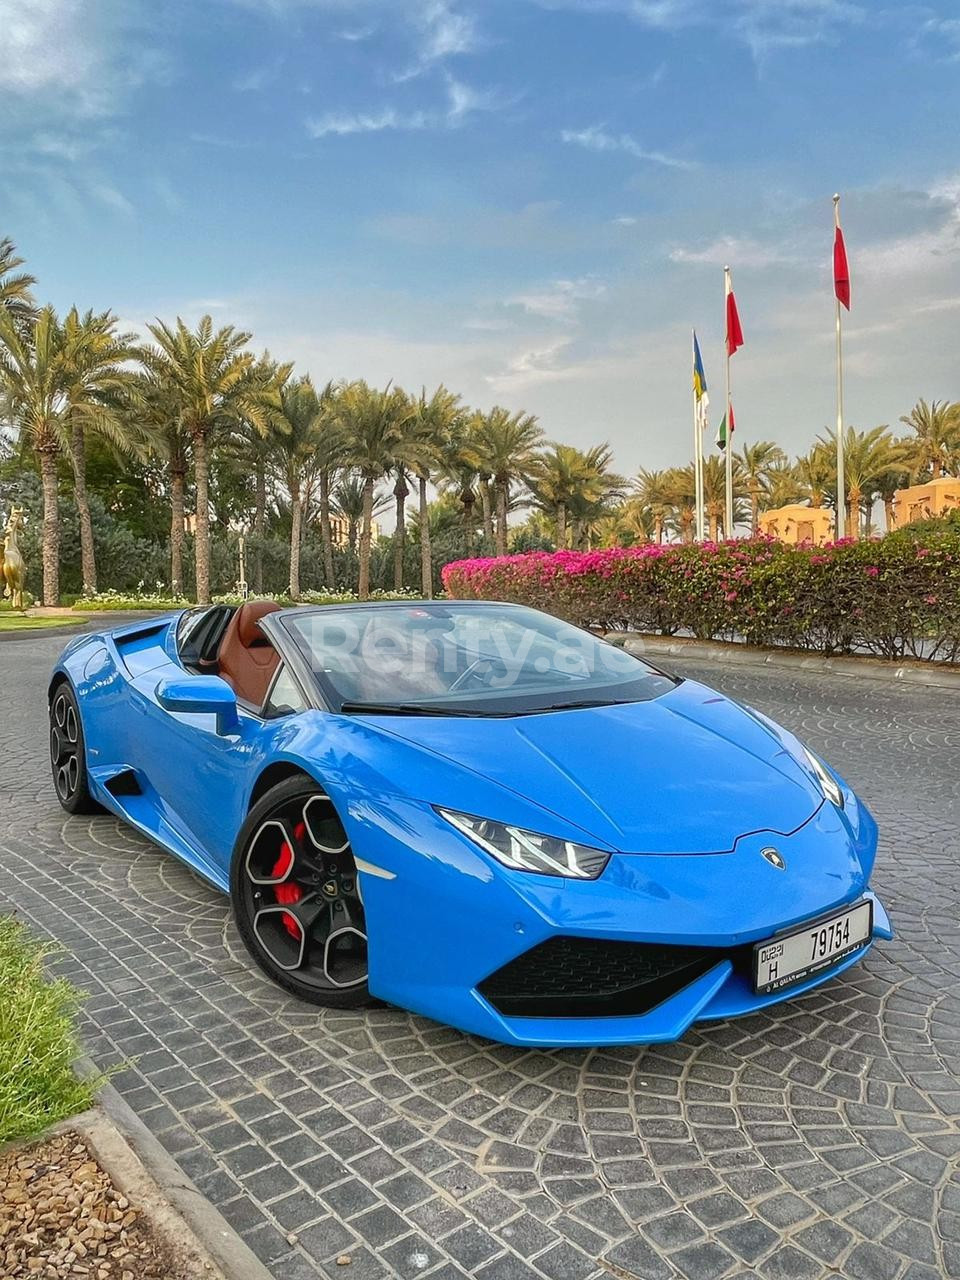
<box><xmin>271</xmin><ymin>821</ymin><xmax>306</xmax><ymax>939</ymax></box>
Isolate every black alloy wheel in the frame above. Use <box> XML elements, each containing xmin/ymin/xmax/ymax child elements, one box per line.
<box><xmin>231</xmin><ymin>776</ymin><xmax>370</xmax><ymax>1008</ymax></box>
<box><xmin>49</xmin><ymin>682</ymin><xmax>102</xmax><ymax>815</ymax></box>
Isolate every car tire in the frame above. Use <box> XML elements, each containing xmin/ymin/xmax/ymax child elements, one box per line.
<box><xmin>49</xmin><ymin>681</ymin><xmax>104</xmax><ymax>815</ymax></box>
<box><xmin>230</xmin><ymin>776</ymin><xmax>372</xmax><ymax>1009</ymax></box>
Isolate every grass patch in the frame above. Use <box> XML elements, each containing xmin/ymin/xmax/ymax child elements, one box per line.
<box><xmin>0</xmin><ymin>917</ymin><xmax>102</xmax><ymax>1144</ymax></box>
<box><xmin>0</xmin><ymin>615</ymin><xmax>81</xmax><ymax>632</ymax></box>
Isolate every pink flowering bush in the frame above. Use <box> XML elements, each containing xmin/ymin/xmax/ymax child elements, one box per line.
<box><xmin>442</xmin><ymin>529</ymin><xmax>960</xmax><ymax>663</ymax></box>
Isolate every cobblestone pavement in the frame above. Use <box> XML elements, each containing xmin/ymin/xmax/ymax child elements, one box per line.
<box><xmin>3</xmin><ymin>634</ymin><xmax>959</xmax><ymax>1280</ymax></box>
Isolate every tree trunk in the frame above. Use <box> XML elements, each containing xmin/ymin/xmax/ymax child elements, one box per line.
<box><xmin>555</xmin><ymin>505</ymin><xmax>567</xmax><ymax>549</ymax></box>
<box><xmin>462</xmin><ymin>494</ymin><xmax>474</xmax><ymax>553</ymax></box>
<box><xmin>749</xmin><ymin>480</ymin><xmax>760</xmax><ymax>536</ymax></box>
<box><xmin>288</xmin><ymin>483</ymin><xmax>302</xmax><ymax>599</ymax></box>
<box><xmin>496</xmin><ymin>481</ymin><xmax>508</xmax><ymax>556</ymax></box>
<box><xmin>168</xmin><ymin>450</ymin><xmax>185</xmax><ymax>599</ymax></box>
<box><xmin>359</xmin><ymin>476</ymin><xmax>374</xmax><ymax>600</ymax></box>
<box><xmin>253</xmin><ymin>457</ymin><xmax>265</xmax><ymax>594</ymax></box>
<box><xmin>38</xmin><ymin>446</ymin><xmax>60</xmax><ymax>606</ymax></box>
<box><xmin>708</xmin><ymin>510</ymin><xmax>719</xmax><ymax>542</ymax></box>
<box><xmin>418</xmin><ymin>474</ymin><xmax>433</xmax><ymax>599</ymax></box>
<box><xmin>654</xmin><ymin>516</ymin><xmax>663</xmax><ymax>544</ymax></box>
<box><xmin>846</xmin><ymin>486</ymin><xmax>860</xmax><ymax>540</ymax></box>
<box><xmin>480</xmin><ymin>481</ymin><xmax>494</xmax><ymax>543</ymax></box>
<box><xmin>319</xmin><ymin>470</ymin><xmax>336</xmax><ymax>588</ymax></box>
<box><xmin>571</xmin><ymin>518</ymin><xmax>583</xmax><ymax>550</ymax></box>
<box><xmin>884</xmin><ymin>497</ymin><xmax>895</xmax><ymax>531</ymax></box>
<box><xmin>393</xmin><ymin>473</ymin><xmax>408</xmax><ymax>591</ymax></box>
<box><xmin>193</xmin><ymin>432</ymin><xmax>212</xmax><ymax>604</ymax></box>
<box><xmin>71</xmin><ymin>421</ymin><xmax>97</xmax><ymax>595</ymax></box>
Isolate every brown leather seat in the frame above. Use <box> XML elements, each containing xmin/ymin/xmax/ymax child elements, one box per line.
<box><xmin>217</xmin><ymin>601</ymin><xmax>283</xmax><ymax>706</ymax></box>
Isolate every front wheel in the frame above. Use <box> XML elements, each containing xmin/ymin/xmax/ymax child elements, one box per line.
<box><xmin>230</xmin><ymin>777</ymin><xmax>371</xmax><ymax>1008</ymax></box>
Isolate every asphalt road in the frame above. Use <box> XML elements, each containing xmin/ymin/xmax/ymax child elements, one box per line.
<box><xmin>2</xmin><ymin>631</ymin><xmax>959</xmax><ymax>1280</ymax></box>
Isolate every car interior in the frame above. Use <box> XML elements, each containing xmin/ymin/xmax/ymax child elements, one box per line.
<box><xmin>178</xmin><ymin>601</ymin><xmax>283</xmax><ymax>708</ymax></box>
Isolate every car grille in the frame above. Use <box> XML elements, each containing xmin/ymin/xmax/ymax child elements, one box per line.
<box><xmin>477</xmin><ymin>936</ymin><xmax>724</xmax><ymax>1018</ymax></box>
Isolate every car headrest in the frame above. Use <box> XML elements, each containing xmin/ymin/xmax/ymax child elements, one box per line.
<box><xmin>237</xmin><ymin>601</ymin><xmax>283</xmax><ymax>648</ymax></box>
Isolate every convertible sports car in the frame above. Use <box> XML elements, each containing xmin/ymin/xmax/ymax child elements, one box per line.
<box><xmin>49</xmin><ymin>599</ymin><xmax>891</xmax><ymax>1047</ymax></box>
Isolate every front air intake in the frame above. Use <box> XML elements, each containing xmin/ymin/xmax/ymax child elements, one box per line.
<box><xmin>478</xmin><ymin>936</ymin><xmax>722</xmax><ymax>1018</ymax></box>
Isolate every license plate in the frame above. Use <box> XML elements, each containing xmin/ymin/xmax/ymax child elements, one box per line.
<box><xmin>753</xmin><ymin>900</ymin><xmax>873</xmax><ymax>995</ymax></box>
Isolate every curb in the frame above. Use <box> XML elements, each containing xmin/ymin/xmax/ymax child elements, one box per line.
<box><xmin>609</xmin><ymin>633</ymin><xmax>960</xmax><ymax>691</ymax></box>
<box><xmin>75</xmin><ymin>1061</ymin><xmax>275</xmax><ymax>1280</ymax></box>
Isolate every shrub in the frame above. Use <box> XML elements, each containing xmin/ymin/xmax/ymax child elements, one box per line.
<box><xmin>442</xmin><ymin>530</ymin><xmax>960</xmax><ymax>663</ymax></box>
<box><xmin>0</xmin><ymin>918</ymin><xmax>103</xmax><ymax>1143</ymax></box>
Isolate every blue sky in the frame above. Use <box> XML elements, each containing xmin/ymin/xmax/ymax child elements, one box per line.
<box><xmin>3</xmin><ymin>0</ymin><xmax>960</xmax><ymax>480</ymax></box>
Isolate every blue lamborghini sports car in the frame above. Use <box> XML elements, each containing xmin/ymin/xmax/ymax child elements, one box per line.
<box><xmin>49</xmin><ymin>599</ymin><xmax>891</xmax><ymax>1047</ymax></box>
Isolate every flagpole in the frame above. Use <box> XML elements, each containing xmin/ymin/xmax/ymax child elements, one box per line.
<box><xmin>692</xmin><ymin>330</ymin><xmax>704</xmax><ymax>540</ymax></box>
<box><xmin>724</xmin><ymin>266</ymin><xmax>733</xmax><ymax>538</ymax></box>
<box><xmin>833</xmin><ymin>194</ymin><xmax>845</xmax><ymax>540</ymax></box>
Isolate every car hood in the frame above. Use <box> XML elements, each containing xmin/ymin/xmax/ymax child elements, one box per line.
<box><xmin>359</xmin><ymin>679</ymin><xmax>825</xmax><ymax>854</ymax></box>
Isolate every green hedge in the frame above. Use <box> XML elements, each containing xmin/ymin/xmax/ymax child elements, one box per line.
<box><xmin>442</xmin><ymin>530</ymin><xmax>960</xmax><ymax>663</ymax></box>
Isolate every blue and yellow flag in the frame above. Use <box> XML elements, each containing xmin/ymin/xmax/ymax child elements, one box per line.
<box><xmin>692</xmin><ymin>331</ymin><xmax>709</xmax><ymax>430</ymax></box>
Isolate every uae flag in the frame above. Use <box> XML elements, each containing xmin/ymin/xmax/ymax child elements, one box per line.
<box><xmin>834</xmin><ymin>220</ymin><xmax>851</xmax><ymax>310</ymax></box>
<box><xmin>716</xmin><ymin>402</ymin><xmax>735</xmax><ymax>451</ymax></box>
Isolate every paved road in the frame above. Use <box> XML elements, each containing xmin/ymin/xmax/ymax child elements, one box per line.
<box><xmin>3</xmin><ymin>633</ymin><xmax>959</xmax><ymax>1280</ymax></box>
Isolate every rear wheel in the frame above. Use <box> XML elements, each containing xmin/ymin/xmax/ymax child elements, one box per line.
<box><xmin>49</xmin><ymin>682</ymin><xmax>103</xmax><ymax>815</ymax></box>
<box><xmin>230</xmin><ymin>776</ymin><xmax>370</xmax><ymax>1008</ymax></box>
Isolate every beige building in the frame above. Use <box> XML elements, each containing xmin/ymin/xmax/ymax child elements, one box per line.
<box><xmin>758</xmin><ymin>504</ymin><xmax>834</xmax><ymax>546</ymax></box>
<box><xmin>891</xmin><ymin>476</ymin><xmax>960</xmax><ymax>528</ymax></box>
<box><xmin>328</xmin><ymin>514</ymin><xmax>381</xmax><ymax>549</ymax></box>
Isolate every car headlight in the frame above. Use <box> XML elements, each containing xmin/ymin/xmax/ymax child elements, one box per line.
<box><xmin>436</xmin><ymin>808</ymin><xmax>610</xmax><ymax>879</ymax></box>
<box><xmin>802</xmin><ymin>747</ymin><xmax>844</xmax><ymax>809</ymax></box>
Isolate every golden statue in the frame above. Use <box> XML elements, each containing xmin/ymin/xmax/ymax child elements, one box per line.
<box><xmin>2</xmin><ymin>506</ymin><xmax>26</xmax><ymax>611</ymax></box>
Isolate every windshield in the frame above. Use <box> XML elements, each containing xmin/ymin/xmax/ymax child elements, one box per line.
<box><xmin>281</xmin><ymin>603</ymin><xmax>677</xmax><ymax>716</ymax></box>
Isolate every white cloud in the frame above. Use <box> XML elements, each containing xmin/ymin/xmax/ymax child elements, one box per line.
<box><xmin>612</xmin><ymin>215</ymin><xmax>638</xmax><ymax>226</ymax></box>
<box><xmin>307</xmin><ymin>72</ymin><xmax>503</xmax><ymax>137</ymax></box>
<box><xmin>561</xmin><ymin>125</ymin><xmax>695</xmax><ymax>170</ymax></box>
<box><xmin>90</xmin><ymin>182</ymin><xmax>134</xmax><ymax>216</ymax></box>
<box><xmin>307</xmin><ymin>107</ymin><xmax>430</xmax><ymax>136</ymax></box>
<box><xmin>533</xmin><ymin>0</ymin><xmax>864</xmax><ymax>59</ymax></box>
<box><xmin>670</xmin><ymin>235</ymin><xmax>798</xmax><ymax>268</ymax></box>
<box><xmin>507</xmin><ymin>276</ymin><xmax>606</xmax><ymax>321</ymax></box>
<box><xmin>0</xmin><ymin>0</ymin><xmax>165</xmax><ymax>118</ymax></box>
<box><xmin>234</xmin><ymin>58</ymin><xmax>282</xmax><ymax>92</ymax></box>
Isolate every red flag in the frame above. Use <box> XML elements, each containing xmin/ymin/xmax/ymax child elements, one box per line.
<box><xmin>725</xmin><ymin>289</ymin><xmax>744</xmax><ymax>356</ymax></box>
<box><xmin>834</xmin><ymin>225</ymin><xmax>850</xmax><ymax>310</ymax></box>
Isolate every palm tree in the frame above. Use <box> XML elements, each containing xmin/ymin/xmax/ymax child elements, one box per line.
<box><xmin>0</xmin><ymin>305</ymin><xmax>68</xmax><ymax>604</ymax></box>
<box><xmin>272</xmin><ymin>375</ymin><xmax>323</xmax><ymax>599</ymax></box>
<box><xmin>899</xmin><ymin>399</ymin><xmax>960</xmax><ymax>480</ymax></box>
<box><xmin>528</xmin><ymin>443</ymin><xmax>590</xmax><ymax>548</ymax></box>
<box><xmin>59</xmin><ymin>307</ymin><xmax>140</xmax><ymax>594</ymax></box>
<box><xmin>818</xmin><ymin>426</ymin><xmax>903</xmax><ymax>538</ymax></box>
<box><xmin>336</xmin><ymin>381</ymin><xmax>412</xmax><ymax>598</ymax></box>
<box><xmin>736</xmin><ymin>440</ymin><xmax>787</xmax><ymax>535</ymax></box>
<box><xmin>437</xmin><ymin>436</ymin><xmax>481</xmax><ymax>551</ymax></box>
<box><xmin>313</xmin><ymin>380</ymin><xmax>347</xmax><ymax>589</ymax></box>
<box><xmin>663</xmin><ymin>465</ymin><xmax>697</xmax><ymax>543</ymax></box>
<box><xmin>632</xmin><ymin>469</ymin><xmax>674</xmax><ymax>544</ymax></box>
<box><xmin>234</xmin><ymin>353</ymin><xmax>288</xmax><ymax>594</ymax></box>
<box><xmin>764</xmin><ymin>461</ymin><xmax>804</xmax><ymax>510</ymax></box>
<box><xmin>131</xmin><ymin>372</ymin><xmax>190</xmax><ymax>595</ymax></box>
<box><xmin>140</xmin><ymin>317</ymin><xmax>283</xmax><ymax>603</ymax></box>
<box><xmin>0</xmin><ymin>238</ymin><xmax>36</xmax><ymax>324</ymax></box>
<box><xmin>794</xmin><ymin>443</ymin><xmax>834</xmax><ymax>510</ymax></box>
<box><xmin>566</xmin><ymin>445</ymin><xmax>626</xmax><ymax>549</ymax></box>
<box><xmin>474</xmin><ymin>407</ymin><xmax>543</xmax><ymax>555</ymax></box>
<box><xmin>409</xmin><ymin>385</ymin><xmax>462</xmax><ymax>598</ymax></box>
<box><xmin>332</xmin><ymin>475</ymin><xmax>367</xmax><ymax>554</ymax></box>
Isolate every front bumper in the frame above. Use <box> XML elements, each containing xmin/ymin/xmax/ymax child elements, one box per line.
<box><xmin>349</xmin><ymin>791</ymin><xmax>891</xmax><ymax>1048</ymax></box>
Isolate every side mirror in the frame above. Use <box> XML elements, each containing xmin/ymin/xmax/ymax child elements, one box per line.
<box><xmin>156</xmin><ymin>675</ymin><xmax>240</xmax><ymax>736</ymax></box>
